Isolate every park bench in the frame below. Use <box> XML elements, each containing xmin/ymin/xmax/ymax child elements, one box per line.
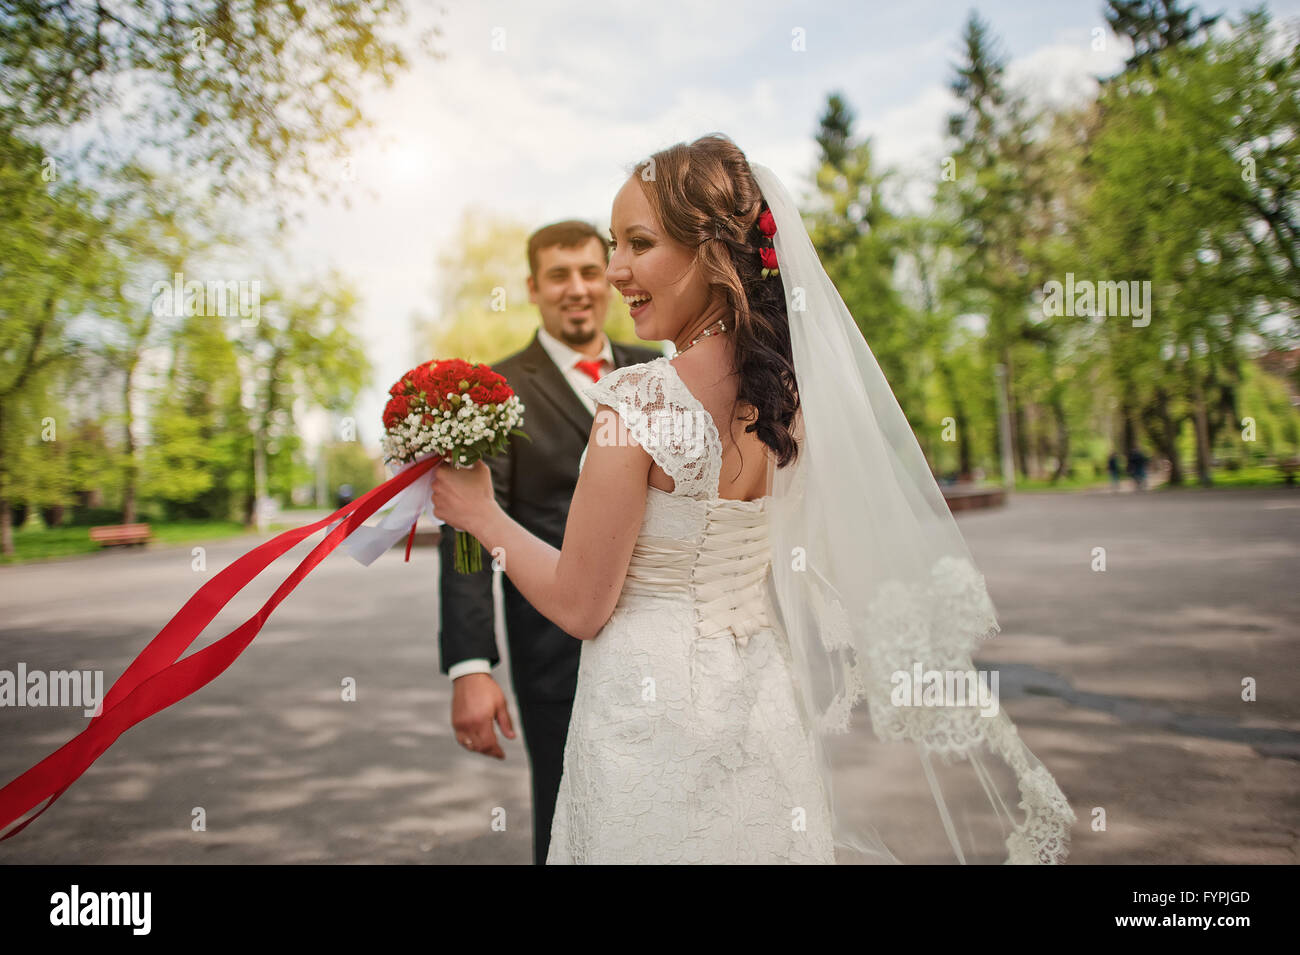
<box><xmin>89</xmin><ymin>523</ymin><xmax>152</xmax><ymax>548</ymax></box>
<box><xmin>1278</xmin><ymin>459</ymin><xmax>1299</xmax><ymax>485</ymax></box>
<box><xmin>942</xmin><ymin>485</ymin><xmax>1006</xmax><ymax>512</ymax></box>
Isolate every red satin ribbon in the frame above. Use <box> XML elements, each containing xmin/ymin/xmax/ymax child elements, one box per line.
<box><xmin>0</xmin><ymin>454</ymin><xmax>441</xmax><ymax>840</ymax></box>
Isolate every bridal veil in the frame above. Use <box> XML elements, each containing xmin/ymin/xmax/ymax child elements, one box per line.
<box><xmin>752</xmin><ymin>161</ymin><xmax>1076</xmax><ymax>864</ymax></box>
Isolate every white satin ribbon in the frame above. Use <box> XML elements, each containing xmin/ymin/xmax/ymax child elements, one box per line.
<box><xmin>329</xmin><ymin>451</ymin><xmax>446</xmax><ymax>566</ymax></box>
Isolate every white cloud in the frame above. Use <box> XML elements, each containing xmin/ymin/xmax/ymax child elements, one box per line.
<box><xmin>1005</xmin><ymin>35</ymin><xmax>1127</xmax><ymax>111</ymax></box>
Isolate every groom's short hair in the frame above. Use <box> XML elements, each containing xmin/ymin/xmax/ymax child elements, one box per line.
<box><xmin>527</xmin><ymin>220</ymin><xmax>608</xmax><ymax>277</ymax></box>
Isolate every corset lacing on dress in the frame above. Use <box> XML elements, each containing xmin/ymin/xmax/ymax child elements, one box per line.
<box><xmin>618</xmin><ymin>498</ymin><xmax>773</xmax><ymax>648</ymax></box>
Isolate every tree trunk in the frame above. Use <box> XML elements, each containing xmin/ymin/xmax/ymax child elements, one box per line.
<box><xmin>252</xmin><ymin>424</ymin><xmax>268</xmax><ymax>532</ymax></box>
<box><xmin>1030</xmin><ymin>406</ymin><xmax>1044</xmax><ymax>479</ymax></box>
<box><xmin>938</xmin><ymin>359</ymin><xmax>973</xmax><ymax>479</ymax></box>
<box><xmin>0</xmin><ymin>494</ymin><xmax>10</xmax><ymax>557</ymax></box>
<box><xmin>1190</xmin><ymin>366</ymin><xmax>1213</xmax><ymax>486</ymax></box>
<box><xmin>1003</xmin><ymin>348</ymin><xmax>1030</xmax><ymax>479</ymax></box>
<box><xmin>1154</xmin><ymin>388</ymin><xmax>1183</xmax><ymax>486</ymax></box>
<box><xmin>1051</xmin><ymin>393</ymin><xmax>1070</xmax><ymax>481</ymax></box>
<box><xmin>121</xmin><ymin>364</ymin><xmax>137</xmax><ymax>524</ymax></box>
<box><xmin>1013</xmin><ymin>401</ymin><xmax>1030</xmax><ymax>479</ymax></box>
<box><xmin>0</xmin><ymin>402</ymin><xmax>11</xmax><ymax>557</ymax></box>
<box><xmin>243</xmin><ymin>437</ymin><xmax>258</xmax><ymax>527</ymax></box>
<box><xmin>1034</xmin><ymin>406</ymin><xmax>1051</xmax><ymax>480</ymax></box>
<box><xmin>246</xmin><ymin>357</ymin><xmax>276</xmax><ymax>532</ymax></box>
<box><xmin>1120</xmin><ymin>391</ymin><xmax>1137</xmax><ymax>456</ymax></box>
<box><xmin>1122</xmin><ymin>409</ymin><xmax>1134</xmax><ymax>456</ymax></box>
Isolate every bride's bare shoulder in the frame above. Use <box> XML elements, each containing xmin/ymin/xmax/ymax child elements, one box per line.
<box><xmin>666</xmin><ymin>349</ymin><xmax>731</xmax><ymax>398</ymax></box>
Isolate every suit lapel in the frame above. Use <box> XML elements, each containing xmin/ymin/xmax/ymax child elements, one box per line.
<box><xmin>518</xmin><ymin>330</ymin><xmax>659</xmax><ymax>441</ymax></box>
<box><xmin>518</xmin><ymin>331</ymin><xmax>594</xmax><ymax>440</ymax></box>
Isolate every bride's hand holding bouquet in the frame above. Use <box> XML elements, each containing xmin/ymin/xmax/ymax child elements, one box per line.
<box><xmin>378</xmin><ymin>359</ymin><xmax>524</xmax><ymax>572</ymax></box>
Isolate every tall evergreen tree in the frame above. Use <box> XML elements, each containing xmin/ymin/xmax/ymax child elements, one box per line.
<box><xmin>816</xmin><ymin>92</ymin><xmax>856</xmax><ymax>172</ymax></box>
<box><xmin>1104</xmin><ymin>0</ymin><xmax>1221</xmax><ymax>76</ymax></box>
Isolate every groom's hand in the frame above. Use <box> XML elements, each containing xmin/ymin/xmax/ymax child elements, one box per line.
<box><xmin>451</xmin><ymin>672</ymin><xmax>516</xmax><ymax>759</ymax></box>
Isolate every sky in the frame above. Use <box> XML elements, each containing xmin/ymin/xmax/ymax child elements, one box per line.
<box><xmin>268</xmin><ymin>0</ymin><xmax>1300</xmax><ymax>457</ymax></box>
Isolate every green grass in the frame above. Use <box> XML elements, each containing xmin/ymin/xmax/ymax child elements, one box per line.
<box><xmin>1157</xmin><ymin>465</ymin><xmax>1297</xmax><ymax>489</ymax></box>
<box><xmin>1014</xmin><ymin>474</ymin><xmax>1110</xmax><ymax>492</ymax></box>
<box><xmin>1012</xmin><ymin>463</ymin><xmax>1296</xmax><ymax>492</ymax></box>
<box><xmin>0</xmin><ymin>519</ymin><xmax>308</xmax><ymax>565</ymax></box>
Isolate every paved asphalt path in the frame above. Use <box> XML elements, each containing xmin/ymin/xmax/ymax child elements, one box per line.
<box><xmin>0</xmin><ymin>486</ymin><xmax>1296</xmax><ymax>864</ymax></box>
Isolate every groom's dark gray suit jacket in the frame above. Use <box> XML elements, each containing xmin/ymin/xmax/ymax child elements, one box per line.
<box><xmin>438</xmin><ymin>329</ymin><xmax>663</xmax><ymax>702</ymax></box>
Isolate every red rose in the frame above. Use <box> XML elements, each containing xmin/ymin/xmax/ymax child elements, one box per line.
<box><xmin>382</xmin><ymin>394</ymin><xmax>411</xmax><ymax>429</ymax></box>
<box><xmin>412</xmin><ymin>364</ymin><xmax>439</xmax><ymax>395</ymax></box>
<box><xmin>759</xmin><ymin>247</ymin><xmax>779</xmax><ymax>270</ymax></box>
<box><xmin>758</xmin><ymin>209</ymin><xmax>776</xmax><ymax>237</ymax></box>
<box><xmin>384</xmin><ymin>358</ymin><xmax>517</xmax><ymax>427</ymax></box>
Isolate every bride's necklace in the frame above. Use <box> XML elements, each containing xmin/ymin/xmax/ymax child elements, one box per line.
<box><xmin>673</xmin><ymin>319</ymin><xmax>727</xmax><ymax>356</ymax></box>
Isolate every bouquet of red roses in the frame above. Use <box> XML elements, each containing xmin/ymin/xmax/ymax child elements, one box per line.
<box><xmin>371</xmin><ymin>359</ymin><xmax>525</xmax><ymax>573</ymax></box>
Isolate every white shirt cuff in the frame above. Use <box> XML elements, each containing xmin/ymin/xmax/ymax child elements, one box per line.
<box><xmin>448</xmin><ymin>658</ymin><xmax>492</xmax><ymax>680</ymax></box>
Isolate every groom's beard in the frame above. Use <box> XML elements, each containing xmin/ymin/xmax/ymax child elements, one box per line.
<box><xmin>558</xmin><ymin>324</ymin><xmax>598</xmax><ymax>348</ymax></box>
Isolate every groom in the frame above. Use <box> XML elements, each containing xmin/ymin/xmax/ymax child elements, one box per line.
<box><xmin>437</xmin><ymin>220</ymin><xmax>662</xmax><ymax>865</ymax></box>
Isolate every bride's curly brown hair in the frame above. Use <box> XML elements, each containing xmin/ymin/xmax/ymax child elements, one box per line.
<box><xmin>631</xmin><ymin>133</ymin><xmax>801</xmax><ymax>469</ymax></box>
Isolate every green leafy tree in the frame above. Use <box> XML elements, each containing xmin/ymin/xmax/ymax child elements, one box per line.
<box><xmin>1086</xmin><ymin>6</ymin><xmax>1300</xmax><ymax>484</ymax></box>
<box><xmin>0</xmin><ymin>128</ymin><xmax>119</xmax><ymax>554</ymax></box>
<box><xmin>1104</xmin><ymin>0</ymin><xmax>1221</xmax><ymax>75</ymax></box>
<box><xmin>815</xmin><ymin>92</ymin><xmax>856</xmax><ymax>180</ymax></box>
<box><xmin>808</xmin><ymin>95</ymin><xmax>918</xmax><ymax>431</ymax></box>
<box><xmin>323</xmin><ymin>439</ymin><xmax>383</xmax><ymax>499</ymax></box>
<box><xmin>140</xmin><ymin>309</ymin><xmax>249</xmax><ymax>519</ymax></box>
<box><xmin>0</xmin><ymin>0</ymin><xmax>428</xmax><ymax>212</ymax></box>
<box><xmin>945</xmin><ymin>12</ymin><xmax>1060</xmax><ymax>480</ymax></box>
<box><xmin>237</xmin><ymin>272</ymin><xmax>372</xmax><ymax>529</ymax></box>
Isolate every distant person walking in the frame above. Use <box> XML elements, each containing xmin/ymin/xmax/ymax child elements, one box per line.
<box><xmin>1107</xmin><ymin>451</ymin><xmax>1122</xmax><ymax>492</ymax></box>
<box><xmin>336</xmin><ymin>483</ymin><xmax>355</xmax><ymax>508</ymax></box>
<box><xmin>1126</xmin><ymin>447</ymin><xmax>1149</xmax><ymax>491</ymax></box>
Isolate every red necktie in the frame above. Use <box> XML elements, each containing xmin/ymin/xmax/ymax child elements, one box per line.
<box><xmin>574</xmin><ymin>358</ymin><xmax>604</xmax><ymax>383</ymax></box>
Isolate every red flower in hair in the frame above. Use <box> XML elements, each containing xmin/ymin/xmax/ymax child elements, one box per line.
<box><xmin>759</xmin><ymin>247</ymin><xmax>779</xmax><ymax>271</ymax></box>
<box><xmin>758</xmin><ymin>209</ymin><xmax>776</xmax><ymax>237</ymax></box>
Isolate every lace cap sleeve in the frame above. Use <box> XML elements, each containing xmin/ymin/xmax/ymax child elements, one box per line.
<box><xmin>582</xmin><ymin>357</ymin><xmax>720</xmax><ymax>499</ymax></box>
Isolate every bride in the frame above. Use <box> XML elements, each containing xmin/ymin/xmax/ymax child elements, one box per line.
<box><xmin>430</xmin><ymin>133</ymin><xmax>1075</xmax><ymax>864</ymax></box>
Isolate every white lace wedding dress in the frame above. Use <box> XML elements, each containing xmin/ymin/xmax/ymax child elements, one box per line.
<box><xmin>546</xmin><ymin>356</ymin><xmax>837</xmax><ymax>864</ymax></box>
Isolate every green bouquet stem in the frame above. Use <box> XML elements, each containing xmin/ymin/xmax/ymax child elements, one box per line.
<box><xmin>453</xmin><ymin>529</ymin><xmax>483</xmax><ymax>574</ymax></box>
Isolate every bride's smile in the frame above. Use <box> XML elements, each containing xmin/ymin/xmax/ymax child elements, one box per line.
<box><xmin>607</xmin><ymin>176</ymin><xmax>723</xmax><ymax>348</ymax></box>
